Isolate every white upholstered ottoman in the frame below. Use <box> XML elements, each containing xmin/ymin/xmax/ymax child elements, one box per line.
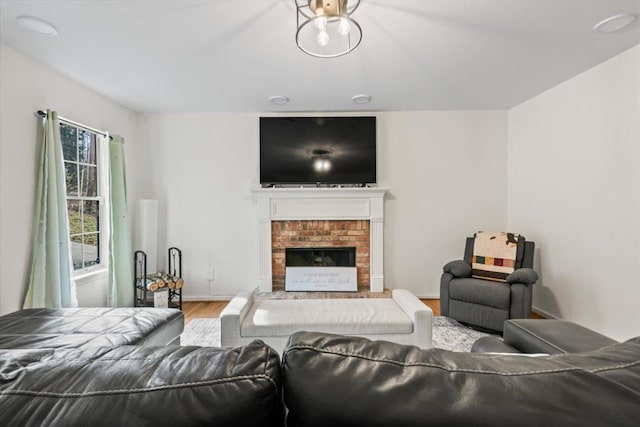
<box><xmin>220</xmin><ymin>289</ymin><xmax>432</xmax><ymax>354</ymax></box>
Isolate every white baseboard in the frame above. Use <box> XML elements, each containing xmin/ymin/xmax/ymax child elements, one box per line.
<box><xmin>531</xmin><ymin>305</ymin><xmax>558</xmax><ymax>319</ymax></box>
<box><xmin>414</xmin><ymin>293</ymin><xmax>440</xmax><ymax>299</ymax></box>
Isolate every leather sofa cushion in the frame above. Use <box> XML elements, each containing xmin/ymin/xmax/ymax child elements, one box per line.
<box><xmin>0</xmin><ymin>341</ymin><xmax>283</xmax><ymax>427</ymax></box>
<box><xmin>282</xmin><ymin>331</ymin><xmax>640</xmax><ymax>427</ymax></box>
<box><xmin>0</xmin><ymin>308</ymin><xmax>184</xmax><ymax>349</ymax></box>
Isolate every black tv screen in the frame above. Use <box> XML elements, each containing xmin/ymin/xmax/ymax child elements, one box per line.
<box><xmin>260</xmin><ymin>116</ymin><xmax>376</xmax><ymax>185</ymax></box>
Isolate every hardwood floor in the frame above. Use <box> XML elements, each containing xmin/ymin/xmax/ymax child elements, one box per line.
<box><xmin>530</xmin><ymin>310</ymin><xmax>544</xmax><ymax>320</ymax></box>
<box><xmin>422</xmin><ymin>299</ymin><xmax>440</xmax><ymax>317</ymax></box>
<box><xmin>182</xmin><ymin>301</ymin><xmax>227</xmax><ymax>324</ymax></box>
<box><xmin>182</xmin><ymin>298</ymin><xmax>541</xmax><ymax>325</ymax></box>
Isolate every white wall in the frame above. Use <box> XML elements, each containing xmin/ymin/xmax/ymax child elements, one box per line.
<box><xmin>138</xmin><ymin>111</ymin><xmax>508</xmax><ymax>299</ymax></box>
<box><xmin>137</xmin><ymin>114</ymin><xmax>260</xmax><ymax>299</ymax></box>
<box><xmin>0</xmin><ymin>44</ymin><xmax>141</xmax><ymax>314</ymax></box>
<box><xmin>378</xmin><ymin>111</ymin><xmax>507</xmax><ymax>296</ymax></box>
<box><xmin>507</xmin><ymin>45</ymin><xmax>640</xmax><ymax>341</ymax></box>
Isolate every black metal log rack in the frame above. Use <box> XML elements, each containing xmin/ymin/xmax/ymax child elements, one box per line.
<box><xmin>134</xmin><ymin>247</ymin><xmax>183</xmax><ymax>310</ymax></box>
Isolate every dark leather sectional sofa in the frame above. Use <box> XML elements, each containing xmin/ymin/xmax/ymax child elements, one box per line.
<box><xmin>282</xmin><ymin>329</ymin><xmax>640</xmax><ymax>427</ymax></box>
<box><xmin>1</xmin><ymin>309</ymin><xmax>638</xmax><ymax>426</ymax></box>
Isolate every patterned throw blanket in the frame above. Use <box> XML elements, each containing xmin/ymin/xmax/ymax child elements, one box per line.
<box><xmin>472</xmin><ymin>231</ymin><xmax>520</xmax><ymax>282</ymax></box>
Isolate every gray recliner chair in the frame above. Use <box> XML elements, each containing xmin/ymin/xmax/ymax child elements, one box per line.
<box><xmin>440</xmin><ymin>237</ymin><xmax>538</xmax><ymax>333</ymax></box>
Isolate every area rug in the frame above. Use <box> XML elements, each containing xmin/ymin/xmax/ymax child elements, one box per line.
<box><xmin>180</xmin><ymin>316</ymin><xmax>495</xmax><ymax>352</ymax></box>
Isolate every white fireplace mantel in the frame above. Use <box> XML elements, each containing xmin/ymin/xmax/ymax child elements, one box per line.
<box><xmin>252</xmin><ymin>187</ymin><xmax>389</xmax><ymax>292</ymax></box>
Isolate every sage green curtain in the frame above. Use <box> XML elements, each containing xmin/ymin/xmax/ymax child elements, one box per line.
<box><xmin>107</xmin><ymin>135</ymin><xmax>133</xmax><ymax>306</ymax></box>
<box><xmin>24</xmin><ymin>110</ymin><xmax>77</xmax><ymax>308</ymax></box>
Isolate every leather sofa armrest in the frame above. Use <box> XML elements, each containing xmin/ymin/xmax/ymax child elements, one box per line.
<box><xmin>220</xmin><ymin>291</ymin><xmax>254</xmax><ymax>347</ymax></box>
<box><xmin>506</xmin><ymin>268</ymin><xmax>538</xmax><ymax>285</ymax></box>
<box><xmin>443</xmin><ymin>260</ymin><xmax>472</xmax><ymax>278</ymax></box>
<box><xmin>504</xmin><ymin>319</ymin><xmax>619</xmax><ymax>354</ymax></box>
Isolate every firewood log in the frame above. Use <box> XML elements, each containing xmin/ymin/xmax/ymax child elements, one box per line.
<box><xmin>144</xmin><ymin>279</ymin><xmax>158</xmax><ymax>291</ymax></box>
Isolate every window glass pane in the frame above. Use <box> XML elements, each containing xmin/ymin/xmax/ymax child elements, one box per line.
<box><xmin>67</xmin><ymin>200</ymin><xmax>81</xmax><ymax>236</ymax></box>
<box><xmin>83</xmin><ymin>200</ymin><xmax>100</xmax><ymax>266</ymax></box>
<box><xmin>60</xmin><ymin>124</ymin><xmax>77</xmax><ymax>162</ymax></box>
<box><xmin>84</xmin><ymin>233</ymin><xmax>100</xmax><ymax>267</ymax></box>
<box><xmin>65</xmin><ymin>162</ymin><xmax>79</xmax><ymax>197</ymax></box>
<box><xmin>83</xmin><ymin>200</ymin><xmax>99</xmax><ymax>233</ymax></box>
<box><xmin>70</xmin><ymin>234</ymin><xmax>83</xmax><ymax>270</ymax></box>
<box><xmin>78</xmin><ymin>130</ymin><xmax>97</xmax><ymax>165</ymax></box>
<box><xmin>80</xmin><ymin>165</ymin><xmax>98</xmax><ymax>197</ymax></box>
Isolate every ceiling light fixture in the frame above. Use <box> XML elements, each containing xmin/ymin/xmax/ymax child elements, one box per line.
<box><xmin>593</xmin><ymin>13</ymin><xmax>638</xmax><ymax>33</ymax></box>
<box><xmin>352</xmin><ymin>94</ymin><xmax>371</xmax><ymax>104</ymax></box>
<box><xmin>269</xmin><ymin>95</ymin><xmax>290</xmax><ymax>105</ymax></box>
<box><xmin>16</xmin><ymin>15</ymin><xmax>58</xmax><ymax>36</ymax></box>
<box><xmin>295</xmin><ymin>0</ymin><xmax>362</xmax><ymax>58</ymax></box>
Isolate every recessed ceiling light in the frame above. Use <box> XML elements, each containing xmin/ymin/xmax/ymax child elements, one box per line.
<box><xmin>352</xmin><ymin>94</ymin><xmax>371</xmax><ymax>104</ymax></box>
<box><xmin>269</xmin><ymin>95</ymin><xmax>290</xmax><ymax>105</ymax></box>
<box><xmin>17</xmin><ymin>15</ymin><xmax>58</xmax><ymax>36</ymax></box>
<box><xmin>593</xmin><ymin>13</ymin><xmax>638</xmax><ymax>33</ymax></box>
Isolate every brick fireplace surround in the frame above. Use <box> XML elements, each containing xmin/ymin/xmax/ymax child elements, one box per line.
<box><xmin>271</xmin><ymin>220</ymin><xmax>370</xmax><ymax>291</ymax></box>
<box><xmin>253</xmin><ymin>187</ymin><xmax>388</xmax><ymax>292</ymax></box>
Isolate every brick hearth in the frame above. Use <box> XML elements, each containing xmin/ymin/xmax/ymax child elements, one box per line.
<box><xmin>271</xmin><ymin>220</ymin><xmax>370</xmax><ymax>291</ymax></box>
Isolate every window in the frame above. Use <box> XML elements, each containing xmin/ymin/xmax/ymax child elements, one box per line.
<box><xmin>60</xmin><ymin>123</ymin><xmax>103</xmax><ymax>271</ymax></box>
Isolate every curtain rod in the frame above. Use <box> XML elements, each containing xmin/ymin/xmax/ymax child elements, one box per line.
<box><xmin>36</xmin><ymin>110</ymin><xmax>113</xmax><ymax>140</ymax></box>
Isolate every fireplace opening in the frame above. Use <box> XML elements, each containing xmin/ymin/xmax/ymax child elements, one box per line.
<box><xmin>286</xmin><ymin>247</ymin><xmax>356</xmax><ymax>267</ymax></box>
<box><xmin>271</xmin><ymin>220</ymin><xmax>370</xmax><ymax>292</ymax></box>
<box><xmin>285</xmin><ymin>247</ymin><xmax>357</xmax><ymax>292</ymax></box>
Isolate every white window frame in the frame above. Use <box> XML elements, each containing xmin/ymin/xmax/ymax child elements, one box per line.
<box><xmin>60</xmin><ymin>121</ymin><xmax>110</xmax><ymax>279</ymax></box>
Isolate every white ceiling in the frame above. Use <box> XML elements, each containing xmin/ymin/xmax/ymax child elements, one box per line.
<box><xmin>1</xmin><ymin>0</ymin><xmax>638</xmax><ymax>113</ymax></box>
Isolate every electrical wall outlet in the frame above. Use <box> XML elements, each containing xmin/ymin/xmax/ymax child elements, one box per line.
<box><xmin>205</xmin><ymin>268</ymin><xmax>215</xmax><ymax>281</ymax></box>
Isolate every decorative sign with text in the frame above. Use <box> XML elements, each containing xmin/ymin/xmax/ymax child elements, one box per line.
<box><xmin>285</xmin><ymin>267</ymin><xmax>358</xmax><ymax>292</ymax></box>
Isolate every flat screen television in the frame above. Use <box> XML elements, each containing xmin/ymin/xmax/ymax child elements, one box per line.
<box><xmin>260</xmin><ymin>116</ymin><xmax>376</xmax><ymax>186</ymax></box>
